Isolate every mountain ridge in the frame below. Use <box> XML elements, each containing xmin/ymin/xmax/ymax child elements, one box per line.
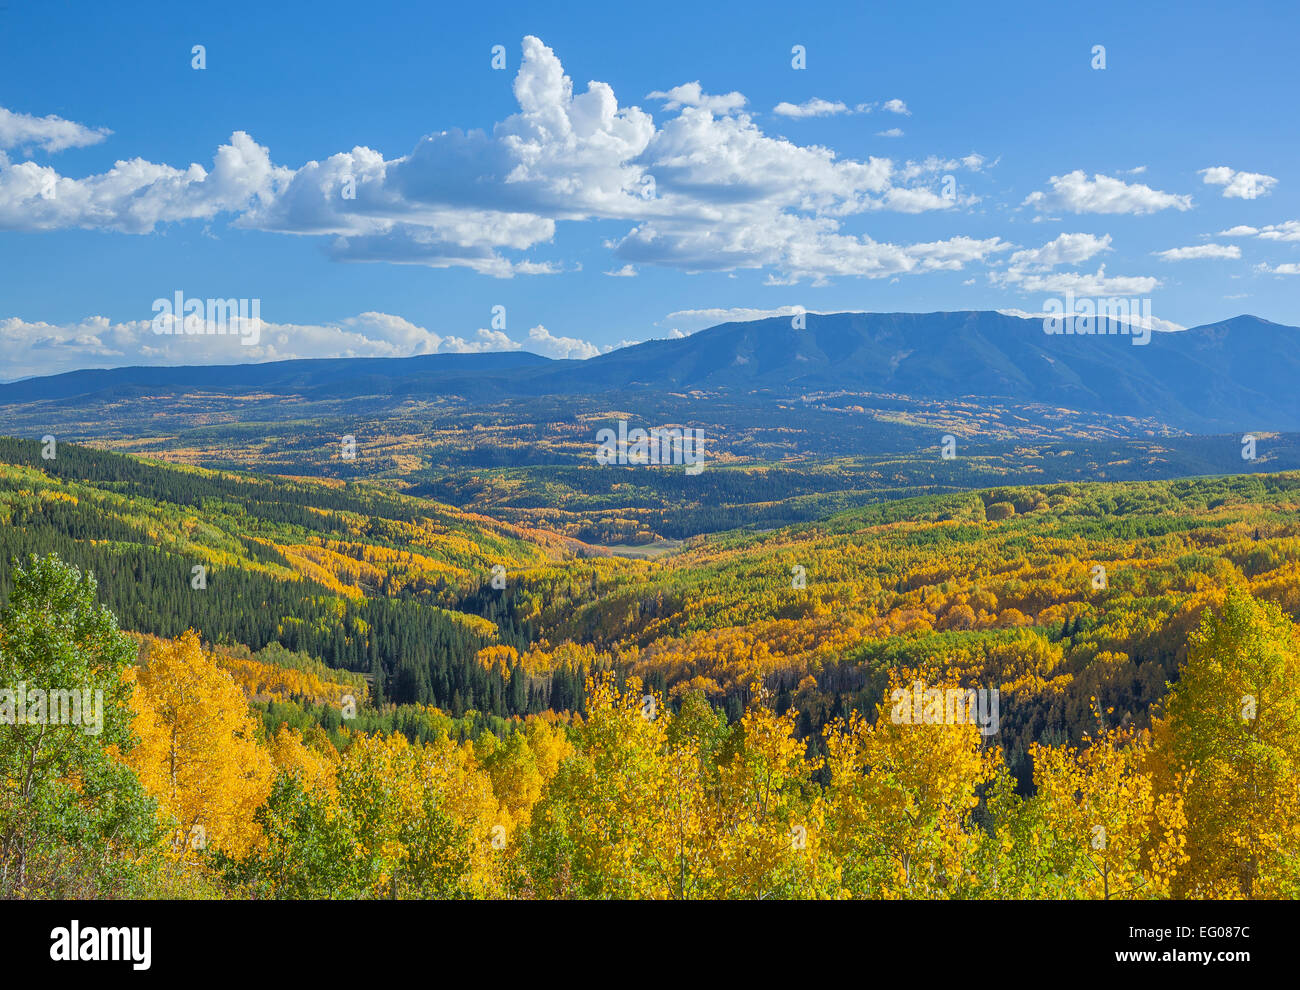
<box><xmin>3</xmin><ymin>310</ymin><xmax>1296</xmax><ymax>432</ymax></box>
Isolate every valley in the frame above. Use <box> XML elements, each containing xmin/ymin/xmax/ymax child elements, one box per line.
<box><xmin>4</xmin><ymin>310</ymin><xmax>1299</xmax><ymax>901</ymax></box>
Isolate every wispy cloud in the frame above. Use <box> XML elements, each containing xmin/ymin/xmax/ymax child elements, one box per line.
<box><xmin>0</xmin><ymin>106</ymin><xmax>111</xmax><ymax>153</ymax></box>
<box><xmin>1218</xmin><ymin>220</ymin><xmax>1300</xmax><ymax>241</ymax></box>
<box><xmin>659</xmin><ymin>305</ymin><xmax>826</xmax><ymax>333</ymax></box>
<box><xmin>1154</xmin><ymin>243</ymin><xmax>1241</xmax><ymax>261</ymax></box>
<box><xmin>772</xmin><ymin>98</ymin><xmax>851</xmax><ymax>118</ymax></box>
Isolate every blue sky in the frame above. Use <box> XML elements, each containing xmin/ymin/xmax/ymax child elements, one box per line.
<box><xmin>2</xmin><ymin>0</ymin><xmax>1298</xmax><ymax>378</ymax></box>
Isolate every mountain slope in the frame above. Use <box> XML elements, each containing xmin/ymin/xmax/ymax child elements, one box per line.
<box><xmin>561</xmin><ymin>311</ymin><xmax>1300</xmax><ymax>431</ymax></box>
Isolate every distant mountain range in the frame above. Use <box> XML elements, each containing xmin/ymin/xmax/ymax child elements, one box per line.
<box><xmin>3</xmin><ymin>311</ymin><xmax>1297</xmax><ymax>432</ymax></box>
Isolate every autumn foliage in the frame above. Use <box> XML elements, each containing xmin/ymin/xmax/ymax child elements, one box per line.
<box><xmin>13</xmin><ymin>579</ymin><xmax>1277</xmax><ymax>901</ymax></box>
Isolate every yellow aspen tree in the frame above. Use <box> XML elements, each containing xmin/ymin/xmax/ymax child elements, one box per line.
<box><xmin>126</xmin><ymin>631</ymin><xmax>275</xmax><ymax>860</ymax></box>
<box><xmin>525</xmin><ymin>674</ymin><xmax>680</xmax><ymax>898</ymax></box>
<box><xmin>414</xmin><ymin>734</ymin><xmax>504</xmax><ymax>899</ymax></box>
<box><xmin>269</xmin><ymin>726</ymin><xmax>338</xmax><ymax>795</ymax></box>
<box><xmin>476</xmin><ymin>719</ymin><xmax>573</xmax><ymax>835</ymax></box>
<box><xmin>335</xmin><ymin>731</ymin><xmax>502</xmax><ymax>899</ymax></box>
<box><xmin>1150</xmin><ymin>588</ymin><xmax>1300</xmax><ymax>898</ymax></box>
<box><xmin>334</xmin><ymin>732</ymin><xmax>421</xmax><ymax>896</ymax></box>
<box><xmin>824</xmin><ymin>672</ymin><xmax>999</xmax><ymax>898</ymax></box>
<box><xmin>711</xmin><ymin>687</ymin><xmax>833</xmax><ymax>899</ymax></box>
<box><xmin>1031</xmin><ymin>724</ymin><xmax>1187</xmax><ymax>899</ymax></box>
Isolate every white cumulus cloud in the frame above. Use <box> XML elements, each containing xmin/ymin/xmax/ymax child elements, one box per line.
<box><xmin>646</xmin><ymin>82</ymin><xmax>747</xmax><ymax>114</ymax></box>
<box><xmin>0</xmin><ymin>39</ymin><xmax>997</xmax><ymax>285</ymax></box>
<box><xmin>0</xmin><ymin>130</ymin><xmax>288</xmax><ymax>233</ymax></box>
<box><xmin>1259</xmin><ymin>220</ymin><xmax>1300</xmax><ymax>241</ymax></box>
<box><xmin>1200</xmin><ymin>166</ymin><xmax>1277</xmax><ymax>200</ymax></box>
<box><xmin>1024</xmin><ymin>171</ymin><xmax>1192</xmax><ymax>215</ymax></box>
<box><xmin>525</xmin><ymin>324</ymin><xmax>600</xmax><ymax>359</ymax></box>
<box><xmin>1004</xmin><ymin>232</ymin><xmax>1113</xmax><ymax>272</ymax></box>
<box><xmin>0</xmin><ymin>310</ymin><xmax>534</xmax><ymax>379</ymax></box>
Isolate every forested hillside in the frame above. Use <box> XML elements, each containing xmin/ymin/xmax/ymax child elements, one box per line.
<box><xmin>4</xmin><ymin>438</ymin><xmax>1299</xmax><ymax>772</ymax></box>
<box><xmin>2</xmin><ymin>438</ymin><xmax>1299</xmax><ymax>899</ymax></box>
<box><xmin>0</xmin><ymin>438</ymin><xmax>591</xmax><ymax>715</ymax></box>
<box><xmin>2</xmin><ymin>556</ymin><xmax>1297</xmax><ymax>900</ymax></box>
